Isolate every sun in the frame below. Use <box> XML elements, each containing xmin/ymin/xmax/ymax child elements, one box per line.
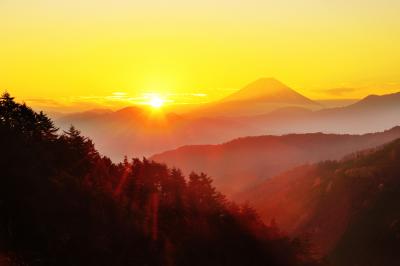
<box><xmin>148</xmin><ymin>95</ymin><xmax>165</xmax><ymax>108</ymax></box>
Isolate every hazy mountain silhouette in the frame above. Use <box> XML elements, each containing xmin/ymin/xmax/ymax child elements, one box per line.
<box><xmin>58</xmin><ymin>108</ymin><xmax>113</xmax><ymax>122</ymax></box>
<box><xmin>56</xmin><ymin>84</ymin><xmax>400</xmax><ymax>161</ymax></box>
<box><xmin>237</xmin><ymin>138</ymin><xmax>400</xmax><ymax>265</ymax></box>
<box><xmin>56</xmin><ymin>106</ymin><xmax>255</xmax><ymax>161</ymax></box>
<box><xmin>349</xmin><ymin>91</ymin><xmax>400</xmax><ymax>110</ymax></box>
<box><xmin>151</xmin><ymin>127</ymin><xmax>400</xmax><ymax>196</ymax></box>
<box><xmin>221</xmin><ymin>78</ymin><xmax>316</xmax><ymax>104</ymax></box>
<box><xmin>315</xmin><ymin>99</ymin><xmax>358</xmax><ymax>108</ymax></box>
<box><xmin>188</xmin><ymin>78</ymin><xmax>320</xmax><ymax>117</ymax></box>
<box><xmin>248</xmin><ymin>91</ymin><xmax>400</xmax><ymax>135</ymax></box>
<box><xmin>59</xmin><ymin>107</ymin><xmax>151</xmax><ymax>124</ymax></box>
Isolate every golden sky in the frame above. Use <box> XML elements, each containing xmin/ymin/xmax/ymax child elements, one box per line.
<box><xmin>1</xmin><ymin>0</ymin><xmax>400</xmax><ymax>110</ymax></box>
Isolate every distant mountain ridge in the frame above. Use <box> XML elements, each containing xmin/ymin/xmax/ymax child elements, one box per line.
<box><xmin>56</xmin><ymin>78</ymin><xmax>400</xmax><ymax>161</ymax></box>
<box><xmin>151</xmin><ymin>126</ymin><xmax>400</xmax><ymax>196</ymax></box>
<box><xmin>346</xmin><ymin>91</ymin><xmax>400</xmax><ymax>110</ymax></box>
<box><xmin>56</xmin><ymin>105</ymin><xmax>252</xmax><ymax>160</ymax></box>
<box><xmin>249</xmin><ymin>90</ymin><xmax>400</xmax><ymax>135</ymax></box>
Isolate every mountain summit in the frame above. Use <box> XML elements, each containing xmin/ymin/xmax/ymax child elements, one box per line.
<box><xmin>221</xmin><ymin>78</ymin><xmax>317</xmax><ymax>105</ymax></box>
<box><xmin>188</xmin><ymin>78</ymin><xmax>320</xmax><ymax>117</ymax></box>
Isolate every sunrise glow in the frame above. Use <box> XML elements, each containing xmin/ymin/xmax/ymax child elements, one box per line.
<box><xmin>148</xmin><ymin>95</ymin><xmax>165</xmax><ymax>108</ymax></box>
<box><xmin>1</xmin><ymin>0</ymin><xmax>400</xmax><ymax>111</ymax></box>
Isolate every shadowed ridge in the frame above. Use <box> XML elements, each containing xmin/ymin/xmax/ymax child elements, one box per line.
<box><xmin>347</xmin><ymin>91</ymin><xmax>400</xmax><ymax>109</ymax></box>
<box><xmin>151</xmin><ymin>126</ymin><xmax>400</xmax><ymax>196</ymax></box>
<box><xmin>114</xmin><ymin>106</ymin><xmax>144</xmax><ymax>116</ymax></box>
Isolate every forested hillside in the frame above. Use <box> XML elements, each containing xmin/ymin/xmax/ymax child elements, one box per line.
<box><xmin>240</xmin><ymin>136</ymin><xmax>400</xmax><ymax>265</ymax></box>
<box><xmin>0</xmin><ymin>92</ymin><xmax>321</xmax><ymax>266</ymax></box>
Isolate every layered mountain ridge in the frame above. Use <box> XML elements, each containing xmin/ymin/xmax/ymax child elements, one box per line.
<box><xmin>151</xmin><ymin>126</ymin><xmax>400</xmax><ymax>196</ymax></box>
<box><xmin>56</xmin><ymin>78</ymin><xmax>400</xmax><ymax>161</ymax></box>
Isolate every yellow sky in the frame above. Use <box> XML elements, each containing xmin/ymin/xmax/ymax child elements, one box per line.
<box><xmin>1</xmin><ymin>0</ymin><xmax>400</xmax><ymax>111</ymax></box>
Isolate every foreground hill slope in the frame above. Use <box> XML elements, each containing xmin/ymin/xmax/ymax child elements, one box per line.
<box><xmin>151</xmin><ymin>127</ymin><xmax>400</xmax><ymax>196</ymax></box>
<box><xmin>239</xmin><ymin>138</ymin><xmax>400</xmax><ymax>265</ymax></box>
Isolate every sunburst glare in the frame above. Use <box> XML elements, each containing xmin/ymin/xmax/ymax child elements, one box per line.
<box><xmin>148</xmin><ymin>95</ymin><xmax>165</xmax><ymax>108</ymax></box>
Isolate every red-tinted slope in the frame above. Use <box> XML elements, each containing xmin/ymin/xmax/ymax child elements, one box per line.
<box><xmin>151</xmin><ymin>127</ymin><xmax>400</xmax><ymax>196</ymax></box>
<box><xmin>238</xmin><ymin>138</ymin><xmax>400</xmax><ymax>261</ymax></box>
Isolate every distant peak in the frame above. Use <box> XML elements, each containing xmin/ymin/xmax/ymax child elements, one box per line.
<box><xmin>363</xmin><ymin>94</ymin><xmax>379</xmax><ymax>100</ymax></box>
<box><xmin>246</xmin><ymin>77</ymin><xmax>288</xmax><ymax>89</ymax></box>
<box><xmin>220</xmin><ymin>77</ymin><xmax>316</xmax><ymax>105</ymax></box>
<box><xmin>363</xmin><ymin>91</ymin><xmax>400</xmax><ymax>100</ymax></box>
<box><xmin>255</xmin><ymin>77</ymin><xmax>283</xmax><ymax>83</ymax></box>
<box><xmin>115</xmin><ymin>106</ymin><xmax>143</xmax><ymax>115</ymax></box>
<box><xmin>354</xmin><ymin>91</ymin><xmax>400</xmax><ymax>106</ymax></box>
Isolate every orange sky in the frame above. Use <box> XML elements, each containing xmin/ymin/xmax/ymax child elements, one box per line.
<box><xmin>1</xmin><ymin>0</ymin><xmax>400</xmax><ymax>112</ymax></box>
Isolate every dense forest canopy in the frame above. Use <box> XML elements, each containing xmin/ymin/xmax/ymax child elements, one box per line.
<box><xmin>0</xmin><ymin>92</ymin><xmax>321</xmax><ymax>265</ymax></box>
